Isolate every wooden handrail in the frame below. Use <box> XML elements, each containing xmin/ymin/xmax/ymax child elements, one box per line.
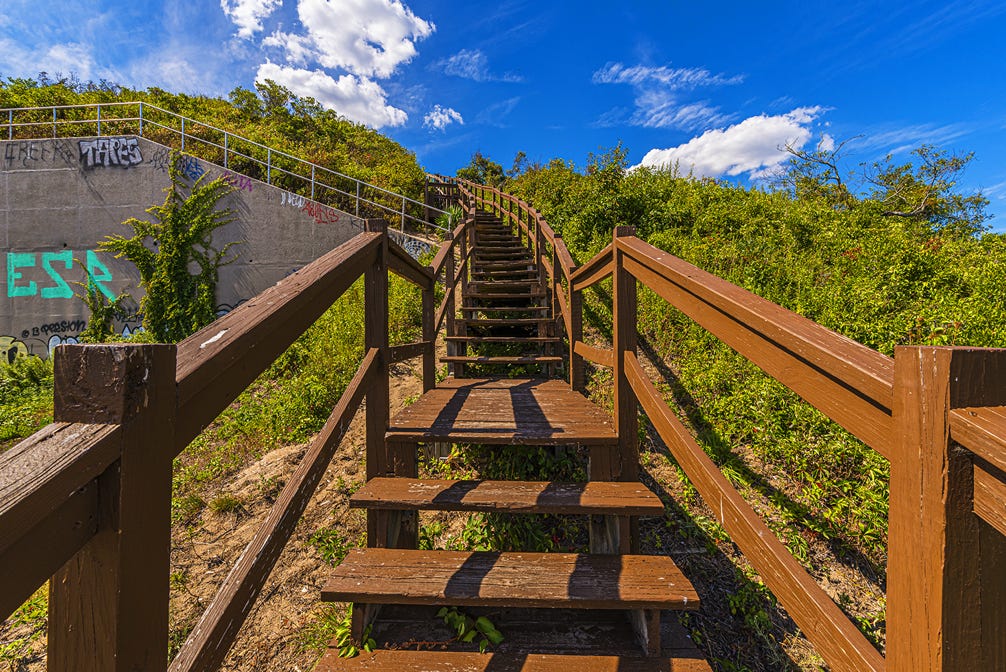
<box><xmin>388</xmin><ymin>238</ymin><xmax>434</xmax><ymax>289</ymax></box>
<box><xmin>616</xmin><ymin>236</ymin><xmax>893</xmax><ymax>457</ymax></box>
<box><xmin>624</xmin><ymin>351</ymin><xmax>885</xmax><ymax>672</ymax></box>
<box><xmin>950</xmin><ymin>406</ymin><xmax>1006</xmax><ymax>473</ymax></box>
<box><xmin>169</xmin><ymin>349</ymin><xmax>380</xmax><ymax>672</ymax></box>
<box><xmin>175</xmin><ymin>231</ymin><xmax>381</xmax><ymax>450</ymax></box>
<box><xmin>574</xmin><ymin>341</ymin><xmax>614</xmax><ymax>368</ymax></box>
<box><xmin>570</xmin><ymin>243</ymin><xmax>613</xmax><ymax>290</ymax></box>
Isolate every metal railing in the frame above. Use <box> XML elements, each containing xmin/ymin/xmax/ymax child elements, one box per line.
<box><xmin>1</xmin><ymin>101</ymin><xmax>449</xmax><ymax>236</ymax></box>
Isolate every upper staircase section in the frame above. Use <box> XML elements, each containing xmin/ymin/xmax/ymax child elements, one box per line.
<box><xmin>1</xmin><ymin>101</ymin><xmax>451</xmax><ymax>237</ymax></box>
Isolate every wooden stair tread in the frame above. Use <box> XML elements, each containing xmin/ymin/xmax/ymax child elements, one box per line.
<box><xmin>461</xmin><ymin>306</ymin><xmax>550</xmax><ymax>312</ymax></box>
<box><xmin>314</xmin><ymin>650</ymin><xmax>711</xmax><ymax>671</ymax></box>
<box><xmin>445</xmin><ymin>336</ymin><xmax>560</xmax><ymax>343</ymax></box>
<box><xmin>350</xmin><ymin>478</ymin><xmax>665</xmax><ymax>515</ymax></box>
<box><xmin>458</xmin><ymin>318</ymin><xmax>553</xmax><ymax>326</ymax></box>
<box><xmin>440</xmin><ymin>356</ymin><xmax>563</xmax><ymax>364</ymax></box>
<box><xmin>387</xmin><ymin>378</ymin><xmax>616</xmax><ymax>445</ymax></box>
<box><xmin>321</xmin><ymin>549</ymin><xmax>699</xmax><ymax>610</ymax></box>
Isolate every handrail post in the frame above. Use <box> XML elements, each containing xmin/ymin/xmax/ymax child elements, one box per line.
<box><xmin>180</xmin><ymin>117</ymin><xmax>185</xmax><ymax>151</ymax></box>
<box><xmin>48</xmin><ymin>344</ymin><xmax>176</xmax><ymax>672</ymax></box>
<box><xmin>223</xmin><ymin>132</ymin><xmax>229</xmax><ymax>168</ymax></box>
<box><xmin>356</xmin><ymin>181</ymin><xmax>361</xmax><ymax>217</ymax></box>
<box><xmin>266</xmin><ymin>148</ymin><xmax>271</xmax><ymax>184</ymax></box>
<box><xmin>52</xmin><ymin>106</ymin><xmax>56</xmax><ymax>138</ymax></box>
<box><xmin>599</xmin><ymin>225</ymin><xmax>638</xmax><ymax>554</ymax></box>
<box><xmin>888</xmin><ymin>347</ymin><xmax>1006</xmax><ymax>671</ymax></box>
<box><xmin>8</xmin><ymin>109</ymin><xmax>12</xmax><ymax>140</ymax></box>
<box><xmin>138</xmin><ymin>102</ymin><xmax>143</xmax><ymax>137</ymax></box>
<box><xmin>364</xmin><ymin>219</ymin><xmax>392</xmax><ymax>545</ymax></box>
<box><xmin>570</xmin><ymin>265</ymin><xmax>584</xmax><ymax>393</ymax></box>
<box><xmin>401</xmin><ymin>195</ymin><xmax>406</xmax><ymax>231</ymax></box>
<box><xmin>445</xmin><ymin>228</ymin><xmax>458</xmax><ymax>378</ymax></box>
<box><xmin>421</xmin><ymin>275</ymin><xmax>435</xmax><ymax>392</ymax></box>
<box><xmin>96</xmin><ymin>104</ymin><xmax>101</xmax><ymax>137</ymax></box>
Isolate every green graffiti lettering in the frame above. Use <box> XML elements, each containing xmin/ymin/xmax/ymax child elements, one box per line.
<box><xmin>86</xmin><ymin>250</ymin><xmax>115</xmax><ymax>300</ymax></box>
<box><xmin>7</xmin><ymin>252</ymin><xmax>36</xmax><ymax>297</ymax></box>
<box><xmin>40</xmin><ymin>250</ymin><xmax>74</xmax><ymax>299</ymax></box>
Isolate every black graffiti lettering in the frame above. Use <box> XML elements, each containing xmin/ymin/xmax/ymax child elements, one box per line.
<box><xmin>79</xmin><ymin>137</ymin><xmax>143</xmax><ymax>169</ymax></box>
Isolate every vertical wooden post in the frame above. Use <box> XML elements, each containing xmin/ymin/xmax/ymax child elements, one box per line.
<box><xmin>49</xmin><ymin>344</ymin><xmax>176</xmax><ymax>672</ymax></box>
<box><xmin>421</xmin><ymin>277</ymin><xmax>435</xmax><ymax>392</ymax></box>
<box><xmin>888</xmin><ymin>346</ymin><xmax>1006</xmax><ymax>672</ymax></box>
<box><xmin>445</xmin><ymin>231</ymin><xmax>457</xmax><ymax>379</ymax></box>
<box><xmin>570</xmin><ymin>280</ymin><xmax>585</xmax><ymax>393</ymax></box>
<box><xmin>612</xmin><ymin>225</ymin><xmax>638</xmax><ymax>553</ymax></box>
<box><xmin>364</xmin><ymin>219</ymin><xmax>391</xmax><ymax>547</ymax></box>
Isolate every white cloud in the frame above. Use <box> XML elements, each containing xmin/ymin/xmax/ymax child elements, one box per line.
<box><xmin>437</xmin><ymin>48</ymin><xmax>521</xmax><ymax>82</ymax></box>
<box><xmin>593</xmin><ymin>61</ymin><xmax>742</xmax><ymax>131</ymax></box>
<box><xmin>819</xmin><ymin>133</ymin><xmax>836</xmax><ymax>152</ymax></box>
<box><xmin>636</xmin><ymin>106</ymin><xmax>825</xmax><ymax>179</ymax></box>
<box><xmin>220</xmin><ymin>0</ymin><xmax>282</xmax><ymax>39</ymax></box>
<box><xmin>593</xmin><ymin>62</ymin><xmax>743</xmax><ymax>89</ymax></box>
<box><xmin>256</xmin><ymin>62</ymin><xmax>407</xmax><ymax>127</ymax></box>
<box><xmin>266</xmin><ymin>0</ymin><xmax>434</xmax><ymax>79</ymax></box>
<box><xmin>423</xmin><ymin>104</ymin><xmax>463</xmax><ymax>130</ymax></box>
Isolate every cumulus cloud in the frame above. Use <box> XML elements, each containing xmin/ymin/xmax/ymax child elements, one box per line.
<box><xmin>220</xmin><ymin>0</ymin><xmax>281</xmax><ymax>38</ymax></box>
<box><xmin>636</xmin><ymin>107</ymin><xmax>825</xmax><ymax>179</ymax></box>
<box><xmin>266</xmin><ymin>0</ymin><xmax>434</xmax><ymax>79</ymax></box>
<box><xmin>593</xmin><ymin>61</ymin><xmax>742</xmax><ymax>131</ymax></box>
<box><xmin>437</xmin><ymin>49</ymin><xmax>521</xmax><ymax>82</ymax></box>
<box><xmin>256</xmin><ymin>62</ymin><xmax>408</xmax><ymax>127</ymax></box>
<box><xmin>423</xmin><ymin>105</ymin><xmax>463</xmax><ymax>130</ymax></box>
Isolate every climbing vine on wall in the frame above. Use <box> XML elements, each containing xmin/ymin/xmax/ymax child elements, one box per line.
<box><xmin>100</xmin><ymin>152</ymin><xmax>241</xmax><ymax>342</ymax></box>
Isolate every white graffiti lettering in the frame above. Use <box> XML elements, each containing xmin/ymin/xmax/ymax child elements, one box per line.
<box><xmin>78</xmin><ymin>137</ymin><xmax>143</xmax><ymax>169</ymax></box>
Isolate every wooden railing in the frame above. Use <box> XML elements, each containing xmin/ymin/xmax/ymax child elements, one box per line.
<box><xmin>0</xmin><ymin>218</ymin><xmax>447</xmax><ymax>671</ymax></box>
<box><xmin>435</xmin><ymin>175</ymin><xmax>1006</xmax><ymax>671</ymax></box>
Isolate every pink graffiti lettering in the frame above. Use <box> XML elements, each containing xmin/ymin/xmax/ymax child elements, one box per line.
<box><xmin>222</xmin><ymin>170</ymin><xmax>254</xmax><ymax>192</ymax></box>
<box><xmin>301</xmin><ymin>201</ymin><xmax>340</xmax><ymax>225</ymax></box>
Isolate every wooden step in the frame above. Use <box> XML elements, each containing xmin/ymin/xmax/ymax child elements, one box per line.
<box><xmin>445</xmin><ymin>336</ymin><xmax>561</xmax><ymax>343</ymax></box>
<box><xmin>470</xmin><ymin>281</ymin><xmax>539</xmax><ymax>291</ymax></box>
<box><xmin>474</xmin><ymin>260</ymin><xmax>535</xmax><ymax>269</ymax></box>
<box><xmin>441</xmin><ymin>355</ymin><xmax>563</xmax><ymax>365</ymax></box>
<box><xmin>351</xmin><ymin>478</ymin><xmax>665</xmax><ymax>515</ymax></box>
<box><xmin>464</xmin><ymin>294</ymin><xmax>546</xmax><ymax>302</ymax></box>
<box><xmin>460</xmin><ymin>305</ymin><xmax>550</xmax><ymax>313</ymax></box>
<box><xmin>315</xmin><ymin>650</ymin><xmax>712</xmax><ymax>671</ymax></box>
<box><xmin>458</xmin><ymin>318</ymin><xmax>552</xmax><ymax>327</ymax></box>
<box><xmin>472</xmin><ymin>270</ymin><xmax>538</xmax><ymax>279</ymax></box>
<box><xmin>321</xmin><ymin>549</ymin><xmax>699</xmax><ymax>611</ymax></box>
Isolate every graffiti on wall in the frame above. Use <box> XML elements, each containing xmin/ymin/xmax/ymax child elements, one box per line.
<box><xmin>3</xmin><ymin>140</ymin><xmax>76</xmax><ymax>170</ymax></box>
<box><xmin>176</xmin><ymin>154</ymin><xmax>205</xmax><ymax>182</ymax></box>
<box><xmin>6</xmin><ymin>250</ymin><xmax>115</xmax><ymax>300</ymax></box>
<box><xmin>222</xmin><ymin>171</ymin><xmax>253</xmax><ymax>192</ymax></box>
<box><xmin>281</xmin><ymin>191</ymin><xmax>306</xmax><ymax>208</ymax></box>
<box><xmin>79</xmin><ymin>137</ymin><xmax>143</xmax><ymax>169</ymax></box>
<box><xmin>0</xmin><ymin>335</ymin><xmax>29</xmax><ymax>364</ymax></box>
<box><xmin>301</xmin><ymin>201</ymin><xmax>342</xmax><ymax>226</ymax></box>
<box><xmin>389</xmin><ymin>231</ymin><xmax>434</xmax><ymax>260</ymax></box>
<box><xmin>149</xmin><ymin>147</ymin><xmax>172</xmax><ymax>172</ymax></box>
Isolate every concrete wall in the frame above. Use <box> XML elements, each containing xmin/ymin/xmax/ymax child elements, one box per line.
<box><xmin>1</xmin><ymin>136</ymin><xmax>367</xmax><ymax>360</ymax></box>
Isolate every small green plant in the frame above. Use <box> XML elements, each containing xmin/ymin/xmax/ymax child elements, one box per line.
<box><xmin>100</xmin><ymin>152</ymin><xmax>240</xmax><ymax>342</ymax></box>
<box><xmin>208</xmin><ymin>493</ymin><xmax>243</xmax><ymax>515</ymax></box>
<box><xmin>308</xmin><ymin>527</ymin><xmax>352</xmax><ymax>566</ymax></box>
<box><xmin>334</xmin><ymin>604</ymin><xmax>375</xmax><ymax>658</ymax></box>
<box><xmin>76</xmin><ymin>266</ymin><xmax>136</xmax><ymax>343</ymax></box>
<box><xmin>436</xmin><ymin>607</ymin><xmax>503</xmax><ymax>652</ymax></box>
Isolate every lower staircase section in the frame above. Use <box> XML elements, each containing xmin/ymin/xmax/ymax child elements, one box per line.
<box><xmin>314</xmin><ymin>208</ymin><xmax>709</xmax><ymax>669</ymax></box>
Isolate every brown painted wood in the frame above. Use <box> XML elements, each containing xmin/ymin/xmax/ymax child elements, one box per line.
<box><xmin>421</xmin><ymin>286</ymin><xmax>435</xmax><ymax>392</ymax></box>
<box><xmin>168</xmin><ymin>349</ymin><xmax>378</xmax><ymax>672</ymax></box>
<box><xmin>445</xmin><ymin>336</ymin><xmax>561</xmax><ymax>344</ymax></box>
<box><xmin>0</xmin><ymin>422</ymin><xmax>119</xmax><ymax>561</ymax></box>
<box><xmin>888</xmin><ymin>347</ymin><xmax>1006</xmax><ymax>672</ymax></box>
<box><xmin>974</xmin><ymin>461</ymin><xmax>1006</xmax><ymax>538</ymax></box>
<box><xmin>315</xmin><ymin>650</ymin><xmax>712</xmax><ymax>671</ymax></box>
<box><xmin>365</xmin><ymin>221</ymin><xmax>391</xmax><ymax>550</ymax></box>
<box><xmin>50</xmin><ymin>345</ymin><xmax>176</xmax><ymax>672</ymax></box>
<box><xmin>571</xmin><ymin>286</ymin><xmax>585</xmax><ymax>393</ymax></box>
<box><xmin>388</xmin><ymin>237</ymin><xmax>434</xmax><ymax>289</ymax></box>
<box><xmin>611</xmin><ymin>226</ymin><xmax>639</xmax><ymax>557</ymax></box>
<box><xmin>322</xmin><ymin>548</ymin><xmax>699</xmax><ymax>611</ymax></box>
<box><xmin>175</xmin><ymin>232</ymin><xmax>380</xmax><ymax>451</ymax></box>
<box><xmin>459</xmin><ymin>318</ymin><xmax>553</xmax><ymax>327</ymax></box>
<box><xmin>387</xmin><ymin>378</ymin><xmax>616</xmax><ymax>446</ymax></box>
<box><xmin>617</xmin><ymin>236</ymin><xmax>894</xmax><ymax>423</ymax></box>
<box><xmin>461</xmin><ymin>305</ymin><xmax>550</xmax><ymax>312</ymax></box>
<box><xmin>440</xmin><ymin>356</ymin><xmax>563</xmax><ymax>365</ymax></box>
<box><xmin>621</xmin><ymin>253</ymin><xmax>893</xmax><ymax>457</ymax></box>
<box><xmin>350</xmin><ymin>478</ymin><xmax>664</xmax><ymax>515</ymax></box>
<box><xmin>625</xmin><ymin>351</ymin><xmax>884</xmax><ymax>672</ymax></box>
<box><xmin>0</xmin><ymin>481</ymin><xmax>97</xmax><ymax>621</ymax></box>
<box><xmin>576</xmin><ymin>341</ymin><xmax>615</xmax><ymax>368</ymax></box>
<box><xmin>572</xmin><ymin>259</ymin><xmax>614</xmax><ymax>292</ymax></box>
<box><xmin>950</xmin><ymin>406</ymin><xmax>1006</xmax><ymax>474</ymax></box>
<box><xmin>390</xmin><ymin>341</ymin><xmax>431</xmax><ymax>364</ymax></box>
<box><xmin>570</xmin><ymin>243</ymin><xmax>613</xmax><ymax>289</ymax></box>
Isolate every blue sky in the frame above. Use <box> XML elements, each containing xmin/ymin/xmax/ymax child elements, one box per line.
<box><xmin>2</xmin><ymin>0</ymin><xmax>1006</xmax><ymax>227</ymax></box>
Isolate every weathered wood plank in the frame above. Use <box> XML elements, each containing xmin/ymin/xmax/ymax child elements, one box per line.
<box><xmin>576</xmin><ymin>341</ymin><xmax>614</xmax><ymax>368</ymax></box>
<box><xmin>622</xmin><ymin>254</ymin><xmax>892</xmax><ymax>457</ymax></box>
<box><xmin>974</xmin><ymin>461</ymin><xmax>1006</xmax><ymax>538</ymax></box>
<box><xmin>175</xmin><ymin>232</ymin><xmax>380</xmax><ymax>451</ymax></box>
<box><xmin>950</xmin><ymin>405</ymin><xmax>1006</xmax><ymax>474</ymax></box>
<box><xmin>350</xmin><ymin>478</ymin><xmax>664</xmax><ymax>515</ymax></box>
<box><xmin>625</xmin><ymin>351</ymin><xmax>884</xmax><ymax>672</ymax></box>
<box><xmin>389</xmin><ymin>341</ymin><xmax>431</xmax><ymax>364</ymax></box>
<box><xmin>315</xmin><ymin>650</ymin><xmax>712</xmax><ymax>671</ymax></box>
<box><xmin>0</xmin><ymin>423</ymin><xmax>119</xmax><ymax>557</ymax></box>
<box><xmin>168</xmin><ymin>349</ymin><xmax>378</xmax><ymax>672</ymax></box>
<box><xmin>617</xmin><ymin>236</ymin><xmax>893</xmax><ymax>417</ymax></box>
<box><xmin>387</xmin><ymin>378</ymin><xmax>616</xmax><ymax>446</ymax></box>
<box><xmin>388</xmin><ymin>237</ymin><xmax>434</xmax><ymax>289</ymax></box>
<box><xmin>572</xmin><ymin>259</ymin><xmax>614</xmax><ymax>292</ymax></box>
<box><xmin>322</xmin><ymin>549</ymin><xmax>698</xmax><ymax>611</ymax></box>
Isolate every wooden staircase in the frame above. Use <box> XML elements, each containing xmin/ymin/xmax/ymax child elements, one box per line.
<box><xmin>313</xmin><ymin>212</ymin><xmax>710</xmax><ymax>670</ymax></box>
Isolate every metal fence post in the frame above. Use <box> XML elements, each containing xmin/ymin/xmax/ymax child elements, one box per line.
<box><xmin>52</xmin><ymin>107</ymin><xmax>56</xmax><ymax>138</ymax></box>
<box><xmin>97</xmin><ymin>105</ymin><xmax>101</xmax><ymax>137</ymax></box>
<box><xmin>181</xmin><ymin>117</ymin><xmax>185</xmax><ymax>151</ymax></box>
<box><xmin>311</xmin><ymin>165</ymin><xmax>316</xmax><ymax>200</ymax></box>
<box><xmin>267</xmin><ymin>148</ymin><xmax>271</xmax><ymax>184</ymax></box>
<box><xmin>8</xmin><ymin>109</ymin><xmax>12</xmax><ymax>140</ymax></box>
<box><xmin>356</xmin><ymin>181</ymin><xmax>361</xmax><ymax>217</ymax></box>
<box><xmin>138</xmin><ymin>102</ymin><xmax>143</xmax><ymax>137</ymax></box>
<box><xmin>224</xmin><ymin>132</ymin><xmax>229</xmax><ymax>168</ymax></box>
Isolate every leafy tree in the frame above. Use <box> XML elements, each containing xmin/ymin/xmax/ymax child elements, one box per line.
<box><xmin>456</xmin><ymin>151</ymin><xmax>505</xmax><ymax>186</ymax></box>
<box><xmin>100</xmin><ymin>153</ymin><xmax>239</xmax><ymax>342</ymax></box>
